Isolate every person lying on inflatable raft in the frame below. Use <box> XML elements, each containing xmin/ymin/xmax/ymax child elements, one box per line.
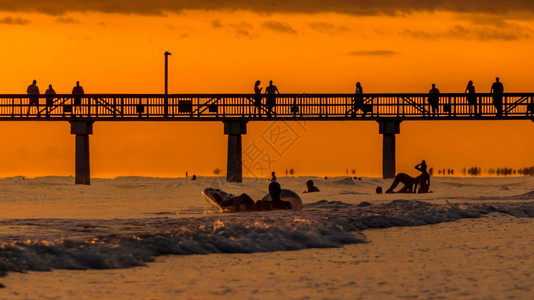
<box><xmin>202</xmin><ymin>182</ymin><xmax>303</xmax><ymax>212</ymax></box>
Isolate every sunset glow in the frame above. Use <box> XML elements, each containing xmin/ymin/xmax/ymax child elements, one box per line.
<box><xmin>1</xmin><ymin>1</ymin><xmax>534</xmax><ymax>177</ymax></box>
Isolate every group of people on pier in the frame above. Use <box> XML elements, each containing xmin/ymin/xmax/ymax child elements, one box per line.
<box><xmin>23</xmin><ymin>77</ymin><xmax>528</xmax><ymax>118</ymax></box>
<box><xmin>26</xmin><ymin>80</ymin><xmax>85</xmax><ymax>117</ymax></box>
<box><xmin>251</xmin><ymin>77</ymin><xmax>513</xmax><ymax>118</ymax></box>
<box><xmin>427</xmin><ymin>77</ymin><xmax>505</xmax><ymax>117</ymax></box>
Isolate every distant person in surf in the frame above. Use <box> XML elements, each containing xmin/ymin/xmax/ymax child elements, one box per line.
<box><xmin>304</xmin><ymin>179</ymin><xmax>320</xmax><ymax>193</ymax></box>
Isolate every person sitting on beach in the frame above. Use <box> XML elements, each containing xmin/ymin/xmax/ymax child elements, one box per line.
<box><xmin>304</xmin><ymin>179</ymin><xmax>320</xmax><ymax>193</ymax></box>
<box><xmin>414</xmin><ymin>160</ymin><xmax>431</xmax><ymax>193</ymax></box>
<box><xmin>418</xmin><ymin>171</ymin><xmax>430</xmax><ymax>193</ymax></box>
<box><xmin>386</xmin><ymin>161</ymin><xmax>431</xmax><ymax>194</ymax></box>
<box><xmin>268</xmin><ymin>171</ymin><xmax>277</xmax><ymax>182</ymax></box>
<box><xmin>385</xmin><ymin>173</ymin><xmax>419</xmax><ymax>193</ymax></box>
<box><xmin>212</xmin><ymin>182</ymin><xmax>291</xmax><ymax>211</ymax></box>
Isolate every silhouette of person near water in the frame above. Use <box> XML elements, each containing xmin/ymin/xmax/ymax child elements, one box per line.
<box><xmin>212</xmin><ymin>182</ymin><xmax>292</xmax><ymax>211</ymax></box>
<box><xmin>386</xmin><ymin>161</ymin><xmax>431</xmax><ymax>193</ymax></box>
<box><xmin>26</xmin><ymin>80</ymin><xmax>40</xmax><ymax>116</ymax></box>
<box><xmin>253</xmin><ymin>80</ymin><xmax>263</xmax><ymax>117</ymax></box>
<box><xmin>414</xmin><ymin>160</ymin><xmax>430</xmax><ymax>193</ymax></box>
<box><xmin>491</xmin><ymin>77</ymin><xmax>504</xmax><ymax>117</ymax></box>
<box><xmin>304</xmin><ymin>179</ymin><xmax>320</xmax><ymax>193</ymax></box>
<box><xmin>45</xmin><ymin>84</ymin><xmax>56</xmax><ymax>117</ymax></box>
<box><xmin>265</xmin><ymin>80</ymin><xmax>279</xmax><ymax>117</ymax></box>
<box><xmin>72</xmin><ymin>81</ymin><xmax>85</xmax><ymax>116</ymax></box>
<box><xmin>465</xmin><ymin>80</ymin><xmax>478</xmax><ymax>117</ymax></box>
<box><xmin>428</xmin><ymin>84</ymin><xmax>440</xmax><ymax>117</ymax></box>
<box><xmin>268</xmin><ymin>171</ymin><xmax>277</xmax><ymax>182</ymax></box>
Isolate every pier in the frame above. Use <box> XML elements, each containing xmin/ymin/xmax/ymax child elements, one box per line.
<box><xmin>1</xmin><ymin>93</ymin><xmax>533</xmax><ymax>183</ymax></box>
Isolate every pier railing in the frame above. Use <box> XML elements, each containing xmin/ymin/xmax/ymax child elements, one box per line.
<box><xmin>1</xmin><ymin>93</ymin><xmax>533</xmax><ymax>121</ymax></box>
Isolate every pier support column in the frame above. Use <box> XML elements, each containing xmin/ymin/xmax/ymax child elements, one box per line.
<box><xmin>70</xmin><ymin>121</ymin><xmax>94</xmax><ymax>185</ymax></box>
<box><xmin>379</xmin><ymin>120</ymin><xmax>401</xmax><ymax>179</ymax></box>
<box><xmin>224</xmin><ymin>121</ymin><xmax>248</xmax><ymax>182</ymax></box>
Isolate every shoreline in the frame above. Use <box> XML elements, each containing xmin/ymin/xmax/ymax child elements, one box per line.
<box><xmin>2</xmin><ymin>213</ymin><xmax>533</xmax><ymax>299</ymax></box>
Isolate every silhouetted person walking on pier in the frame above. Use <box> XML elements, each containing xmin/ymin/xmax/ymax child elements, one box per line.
<box><xmin>265</xmin><ymin>80</ymin><xmax>279</xmax><ymax>117</ymax></box>
<box><xmin>465</xmin><ymin>80</ymin><xmax>478</xmax><ymax>116</ymax></box>
<box><xmin>45</xmin><ymin>84</ymin><xmax>56</xmax><ymax>117</ymax></box>
<box><xmin>72</xmin><ymin>81</ymin><xmax>85</xmax><ymax>116</ymax></box>
<box><xmin>26</xmin><ymin>80</ymin><xmax>40</xmax><ymax>116</ymax></box>
<box><xmin>491</xmin><ymin>77</ymin><xmax>504</xmax><ymax>117</ymax></box>
<box><xmin>352</xmin><ymin>82</ymin><xmax>368</xmax><ymax>117</ymax></box>
<box><xmin>428</xmin><ymin>84</ymin><xmax>440</xmax><ymax>117</ymax></box>
<box><xmin>253</xmin><ymin>80</ymin><xmax>263</xmax><ymax>117</ymax></box>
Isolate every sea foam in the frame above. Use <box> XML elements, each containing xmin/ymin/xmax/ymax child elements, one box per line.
<box><xmin>1</xmin><ymin>200</ymin><xmax>533</xmax><ymax>277</ymax></box>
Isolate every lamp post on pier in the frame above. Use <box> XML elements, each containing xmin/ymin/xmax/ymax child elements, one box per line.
<box><xmin>164</xmin><ymin>51</ymin><xmax>172</xmax><ymax>117</ymax></box>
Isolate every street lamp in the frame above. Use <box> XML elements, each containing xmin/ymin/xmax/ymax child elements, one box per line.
<box><xmin>164</xmin><ymin>51</ymin><xmax>172</xmax><ymax>117</ymax></box>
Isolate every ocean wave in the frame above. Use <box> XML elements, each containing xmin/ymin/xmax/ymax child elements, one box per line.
<box><xmin>1</xmin><ymin>200</ymin><xmax>533</xmax><ymax>278</ymax></box>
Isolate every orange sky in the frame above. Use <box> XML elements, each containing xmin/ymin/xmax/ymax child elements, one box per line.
<box><xmin>1</xmin><ymin>4</ymin><xmax>534</xmax><ymax>178</ymax></box>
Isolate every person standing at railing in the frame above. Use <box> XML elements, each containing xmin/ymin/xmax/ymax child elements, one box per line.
<box><xmin>265</xmin><ymin>80</ymin><xmax>279</xmax><ymax>117</ymax></box>
<box><xmin>253</xmin><ymin>80</ymin><xmax>263</xmax><ymax>117</ymax></box>
<box><xmin>465</xmin><ymin>80</ymin><xmax>478</xmax><ymax>117</ymax></box>
<box><xmin>428</xmin><ymin>83</ymin><xmax>440</xmax><ymax>117</ymax></box>
<box><xmin>491</xmin><ymin>77</ymin><xmax>504</xmax><ymax>117</ymax></box>
<box><xmin>72</xmin><ymin>81</ymin><xmax>85</xmax><ymax>117</ymax></box>
<box><xmin>26</xmin><ymin>79</ymin><xmax>40</xmax><ymax>117</ymax></box>
<box><xmin>45</xmin><ymin>84</ymin><xmax>56</xmax><ymax>117</ymax></box>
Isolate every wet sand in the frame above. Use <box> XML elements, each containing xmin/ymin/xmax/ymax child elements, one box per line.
<box><xmin>3</xmin><ymin>213</ymin><xmax>533</xmax><ymax>299</ymax></box>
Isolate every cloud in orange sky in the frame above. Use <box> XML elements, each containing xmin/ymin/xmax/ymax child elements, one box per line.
<box><xmin>0</xmin><ymin>16</ymin><xmax>30</xmax><ymax>25</ymax></box>
<box><xmin>2</xmin><ymin>0</ymin><xmax>534</xmax><ymax>16</ymax></box>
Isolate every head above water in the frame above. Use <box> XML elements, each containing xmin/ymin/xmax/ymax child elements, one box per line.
<box><xmin>268</xmin><ymin>181</ymin><xmax>281</xmax><ymax>201</ymax></box>
<box><xmin>306</xmin><ymin>180</ymin><xmax>314</xmax><ymax>188</ymax></box>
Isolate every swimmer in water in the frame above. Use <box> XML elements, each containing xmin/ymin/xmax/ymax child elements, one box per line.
<box><xmin>303</xmin><ymin>179</ymin><xmax>320</xmax><ymax>193</ymax></box>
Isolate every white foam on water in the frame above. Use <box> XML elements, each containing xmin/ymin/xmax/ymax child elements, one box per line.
<box><xmin>1</xmin><ymin>199</ymin><xmax>533</xmax><ymax>277</ymax></box>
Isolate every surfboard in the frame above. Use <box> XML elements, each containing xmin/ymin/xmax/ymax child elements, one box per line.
<box><xmin>201</xmin><ymin>187</ymin><xmax>303</xmax><ymax>212</ymax></box>
<box><xmin>201</xmin><ymin>187</ymin><xmax>236</xmax><ymax>212</ymax></box>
